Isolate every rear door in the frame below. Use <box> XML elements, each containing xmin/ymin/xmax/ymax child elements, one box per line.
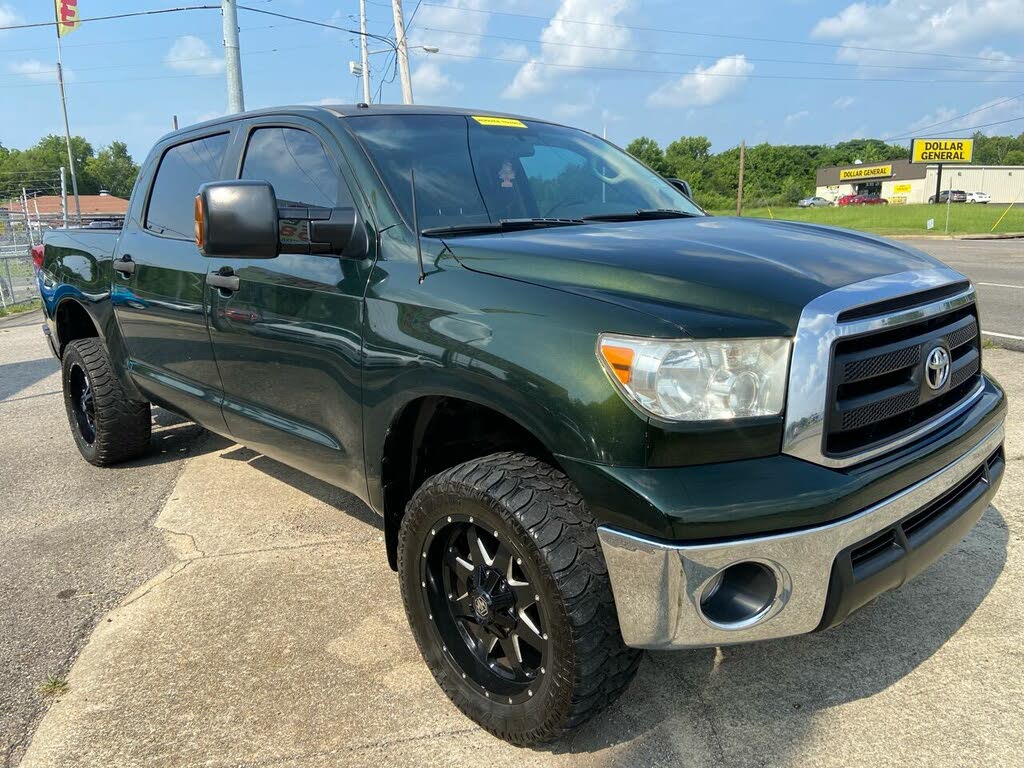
<box><xmin>113</xmin><ymin>130</ymin><xmax>232</xmax><ymax>429</ymax></box>
<box><xmin>204</xmin><ymin>117</ymin><xmax>375</xmax><ymax>492</ymax></box>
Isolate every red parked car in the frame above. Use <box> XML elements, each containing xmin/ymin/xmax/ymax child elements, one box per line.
<box><xmin>837</xmin><ymin>194</ymin><xmax>858</xmax><ymax>206</ymax></box>
<box><xmin>849</xmin><ymin>194</ymin><xmax>888</xmax><ymax>205</ymax></box>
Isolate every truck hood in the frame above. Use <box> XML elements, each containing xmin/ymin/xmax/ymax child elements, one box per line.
<box><xmin>445</xmin><ymin>216</ymin><xmax>945</xmax><ymax>336</ymax></box>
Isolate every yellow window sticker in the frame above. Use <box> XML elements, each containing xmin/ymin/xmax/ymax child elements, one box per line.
<box><xmin>472</xmin><ymin>115</ymin><xmax>527</xmax><ymax>128</ymax></box>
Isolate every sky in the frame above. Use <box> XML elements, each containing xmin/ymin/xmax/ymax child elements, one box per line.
<box><xmin>2</xmin><ymin>0</ymin><xmax>1024</xmax><ymax>162</ymax></box>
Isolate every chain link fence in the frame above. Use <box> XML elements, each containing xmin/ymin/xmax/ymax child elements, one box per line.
<box><xmin>1</xmin><ymin>205</ymin><xmax>40</xmax><ymax>310</ymax></box>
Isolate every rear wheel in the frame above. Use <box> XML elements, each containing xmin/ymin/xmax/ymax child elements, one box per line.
<box><xmin>62</xmin><ymin>338</ymin><xmax>151</xmax><ymax>466</ymax></box>
<box><xmin>398</xmin><ymin>452</ymin><xmax>641</xmax><ymax>745</ymax></box>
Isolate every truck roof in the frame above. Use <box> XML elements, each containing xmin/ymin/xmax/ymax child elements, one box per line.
<box><xmin>158</xmin><ymin>104</ymin><xmax>555</xmax><ymax>145</ymax></box>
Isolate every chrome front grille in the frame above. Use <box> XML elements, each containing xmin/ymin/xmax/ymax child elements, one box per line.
<box><xmin>782</xmin><ymin>268</ymin><xmax>984</xmax><ymax>469</ymax></box>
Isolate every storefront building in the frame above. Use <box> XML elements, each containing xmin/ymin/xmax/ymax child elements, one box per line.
<box><xmin>815</xmin><ymin>159</ymin><xmax>1023</xmax><ymax>204</ymax></box>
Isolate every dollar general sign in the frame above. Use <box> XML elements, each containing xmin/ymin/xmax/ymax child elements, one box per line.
<box><xmin>838</xmin><ymin>164</ymin><xmax>892</xmax><ymax>181</ymax></box>
<box><xmin>911</xmin><ymin>138</ymin><xmax>974</xmax><ymax>164</ymax></box>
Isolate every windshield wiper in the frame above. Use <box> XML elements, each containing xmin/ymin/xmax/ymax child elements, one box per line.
<box><xmin>581</xmin><ymin>209</ymin><xmax>702</xmax><ymax>222</ymax></box>
<box><xmin>421</xmin><ymin>217</ymin><xmax>586</xmax><ymax>237</ymax></box>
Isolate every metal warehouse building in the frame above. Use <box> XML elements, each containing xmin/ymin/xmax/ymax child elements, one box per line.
<box><xmin>815</xmin><ymin>159</ymin><xmax>1024</xmax><ymax>204</ymax></box>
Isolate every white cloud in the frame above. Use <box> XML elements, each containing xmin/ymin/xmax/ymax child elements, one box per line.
<box><xmin>503</xmin><ymin>0</ymin><xmax>635</xmax><ymax>99</ymax></box>
<box><xmin>0</xmin><ymin>4</ymin><xmax>20</xmax><ymax>29</ymax></box>
<box><xmin>412</xmin><ymin>60</ymin><xmax>462</xmax><ymax>101</ymax></box>
<box><xmin>812</xmin><ymin>1</ymin><xmax>1024</xmax><ymax>65</ymax></box>
<box><xmin>410</xmin><ymin>0</ymin><xmax>490</xmax><ymax>58</ymax></box>
<box><xmin>7</xmin><ymin>59</ymin><xmax>70</xmax><ymax>83</ymax></box>
<box><xmin>647</xmin><ymin>55</ymin><xmax>753</xmax><ymax>107</ymax></box>
<box><xmin>785</xmin><ymin>110</ymin><xmax>811</xmax><ymax>124</ymax></box>
<box><xmin>834</xmin><ymin>95</ymin><xmax>856</xmax><ymax>109</ymax></box>
<box><xmin>165</xmin><ymin>36</ymin><xmax>224</xmax><ymax>76</ymax></box>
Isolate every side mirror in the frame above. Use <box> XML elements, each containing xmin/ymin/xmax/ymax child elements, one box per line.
<box><xmin>197</xmin><ymin>180</ymin><xmax>368</xmax><ymax>259</ymax></box>
<box><xmin>667</xmin><ymin>177</ymin><xmax>693</xmax><ymax>198</ymax></box>
<box><xmin>196</xmin><ymin>180</ymin><xmax>279</xmax><ymax>259</ymax></box>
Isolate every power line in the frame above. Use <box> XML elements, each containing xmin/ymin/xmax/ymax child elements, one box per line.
<box><xmin>432</xmin><ymin>51</ymin><xmax>1024</xmax><ymax>85</ymax></box>
<box><xmin>883</xmin><ymin>93</ymin><xmax>1024</xmax><ymax>140</ymax></box>
<box><xmin>0</xmin><ymin>5</ymin><xmax>220</xmax><ymax>32</ymax></box>
<box><xmin>419</xmin><ymin>26</ymin><xmax>1024</xmax><ymax>76</ymax></box>
<box><xmin>375</xmin><ymin>0</ymin><xmax>422</xmax><ymax>102</ymax></box>
<box><xmin>419</xmin><ymin>2</ymin><xmax>1024</xmax><ymax>66</ymax></box>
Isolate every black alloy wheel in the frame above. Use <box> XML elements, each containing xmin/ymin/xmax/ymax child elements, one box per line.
<box><xmin>68</xmin><ymin>362</ymin><xmax>97</xmax><ymax>445</ymax></box>
<box><xmin>421</xmin><ymin>515</ymin><xmax>549</xmax><ymax>704</ymax></box>
<box><xmin>398</xmin><ymin>452</ymin><xmax>642</xmax><ymax>745</ymax></box>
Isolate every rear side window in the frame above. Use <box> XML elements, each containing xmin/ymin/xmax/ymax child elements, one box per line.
<box><xmin>145</xmin><ymin>133</ymin><xmax>229</xmax><ymax>239</ymax></box>
<box><xmin>241</xmin><ymin>127</ymin><xmax>348</xmax><ymax>208</ymax></box>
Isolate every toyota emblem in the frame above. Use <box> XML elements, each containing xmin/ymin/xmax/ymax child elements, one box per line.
<box><xmin>925</xmin><ymin>346</ymin><xmax>951</xmax><ymax>390</ymax></box>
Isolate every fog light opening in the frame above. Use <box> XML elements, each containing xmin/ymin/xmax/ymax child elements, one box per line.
<box><xmin>699</xmin><ymin>561</ymin><xmax>779</xmax><ymax>628</ymax></box>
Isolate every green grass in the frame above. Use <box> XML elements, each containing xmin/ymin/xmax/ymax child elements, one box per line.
<box><xmin>39</xmin><ymin>674</ymin><xmax>69</xmax><ymax>698</ymax></box>
<box><xmin>0</xmin><ymin>298</ymin><xmax>41</xmax><ymax>318</ymax></box>
<box><xmin>708</xmin><ymin>203</ymin><xmax>1024</xmax><ymax>236</ymax></box>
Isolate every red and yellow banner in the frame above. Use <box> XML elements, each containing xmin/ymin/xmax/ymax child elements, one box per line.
<box><xmin>55</xmin><ymin>0</ymin><xmax>81</xmax><ymax>37</ymax></box>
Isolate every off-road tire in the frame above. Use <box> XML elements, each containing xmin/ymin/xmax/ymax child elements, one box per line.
<box><xmin>398</xmin><ymin>452</ymin><xmax>642</xmax><ymax>745</ymax></box>
<box><xmin>62</xmin><ymin>338</ymin><xmax>151</xmax><ymax>466</ymax></box>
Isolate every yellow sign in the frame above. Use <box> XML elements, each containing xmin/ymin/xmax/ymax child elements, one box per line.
<box><xmin>911</xmin><ymin>138</ymin><xmax>973</xmax><ymax>164</ymax></box>
<box><xmin>55</xmin><ymin>0</ymin><xmax>81</xmax><ymax>37</ymax></box>
<box><xmin>889</xmin><ymin>196</ymin><xmax>908</xmax><ymax>205</ymax></box>
<box><xmin>472</xmin><ymin>116</ymin><xmax>527</xmax><ymax>128</ymax></box>
<box><xmin>839</xmin><ymin>164</ymin><xmax>892</xmax><ymax>181</ymax></box>
<box><xmin>894</xmin><ymin>183</ymin><xmax>912</xmax><ymax>193</ymax></box>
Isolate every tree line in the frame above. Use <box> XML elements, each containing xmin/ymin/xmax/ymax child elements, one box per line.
<box><xmin>0</xmin><ymin>135</ymin><xmax>140</xmax><ymax>202</ymax></box>
<box><xmin>626</xmin><ymin>131</ymin><xmax>1024</xmax><ymax>210</ymax></box>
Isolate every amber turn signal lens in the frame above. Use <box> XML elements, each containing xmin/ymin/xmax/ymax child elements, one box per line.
<box><xmin>194</xmin><ymin>195</ymin><xmax>204</xmax><ymax>249</ymax></box>
<box><xmin>600</xmin><ymin>344</ymin><xmax>634</xmax><ymax>385</ymax></box>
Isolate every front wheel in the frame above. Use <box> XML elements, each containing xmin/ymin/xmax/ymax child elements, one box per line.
<box><xmin>398</xmin><ymin>452</ymin><xmax>641</xmax><ymax>745</ymax></box>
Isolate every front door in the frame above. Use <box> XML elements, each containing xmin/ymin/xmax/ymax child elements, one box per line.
<box><xmin>205</xmin><ymin>120</ymin><xmax>374</xmax><ymax>493</ymax></box>
<box><xmin>113</xmin><ymin>131</ymin><xmax>232</xmax><ymax>429</ymax></box>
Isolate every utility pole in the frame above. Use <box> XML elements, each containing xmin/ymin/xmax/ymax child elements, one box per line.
<box><xmin>53</xmin><ymin>4</ymin><xmax>81</xmax><ymax>224</ymax></box>
<box><xmin>60</xmin><ymin>167</ymin><xmax>68</xmax><ymax>228</ymax></box>
<box><xmin>391</xmin><ymin>0</ymin><xmax>414</xmax><ymax>104</ymax></box>
<box><xmin>360</xmin><ymin>0</ymin><xmax>372</xmax><ymax>103</ymax></box>
<box><xmin>222</xmin><ymin>0</ymin><xmax>245</xmax><ymax>113</ymax></box>
<box><xmin>172</xmin><ymin>115</ymin><xmax>179</xmax><ymax>130</ymax></box>
<box><xmin>21</xmin><ymin>188</ymin><xmax>34</xmax><ymax>247</ymax></box>
<box><xmin>736</xmin><ymin>140</ymin><xmax>746</xmax><ymax>216</ymax></box>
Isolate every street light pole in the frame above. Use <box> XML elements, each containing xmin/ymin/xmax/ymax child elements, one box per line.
<box><xmin>222</xmin><ymin>0</ymin><xmax>245</xmax><ymax>113</ymax></box>
<box><xmin>390</xmin><ymin>0</ymin><xmax>414</xmax><ymax>104</ymax></box>
<box><xmin>360</xmin><ymin>0</ymin><xmax>372</xmax><ymax>104</ymax></box>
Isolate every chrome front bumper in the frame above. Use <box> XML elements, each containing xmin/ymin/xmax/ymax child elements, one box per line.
<box><xmin>597</xmin><ymin>422</ymin><xmax>1005</xmax><ymax>649</ymax></box>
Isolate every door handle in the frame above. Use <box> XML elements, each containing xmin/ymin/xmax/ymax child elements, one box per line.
<box><xmin>113</xmin><ymin>255</ymin><xmax>135</xmax><ymax>276</ymax></box>
<box><xmin>206</xmin><ymin>270</ymin><xmax>240</xmax><ymax>292</ymax></box>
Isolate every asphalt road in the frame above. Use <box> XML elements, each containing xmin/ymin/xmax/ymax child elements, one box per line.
<box><xmin>0</xmin><ymin>311</ymin><xmax>207</xmax><ymax>767</ymax></box>
<box><xmin>905</xmin><ymin>238</ymin><xmax>1024</xmax><ymax>347</ymax></box>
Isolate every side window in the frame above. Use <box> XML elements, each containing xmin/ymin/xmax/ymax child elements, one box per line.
<box><xmin>145</xmin><ymin>133</ymin><xmax>229</xmax><ymax>239</ymax></box>
<box><xmin>241</xmin><ymin>127</ymin><xmax>349</xmax><ymax>208</ymax></box>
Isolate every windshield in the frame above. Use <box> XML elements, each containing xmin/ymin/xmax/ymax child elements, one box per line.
<box><xmin>344</xmin><ymin>114</ymin><xmax>704</xmax><ymax>232</ymax></box>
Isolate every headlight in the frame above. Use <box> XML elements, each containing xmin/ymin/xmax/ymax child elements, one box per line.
<box><xmin>598</xmin><ymin>334</ymin><xmax>791</xmax><ymax>421</ymax></box>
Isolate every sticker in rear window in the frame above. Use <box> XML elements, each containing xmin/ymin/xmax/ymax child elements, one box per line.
<box><xmin>472</xmin><ymin>115</ymin><xmax>527</xmax><ymax>128</ymax></box>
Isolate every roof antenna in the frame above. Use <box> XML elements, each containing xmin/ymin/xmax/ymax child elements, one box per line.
<box><xmin>410</xmin><ymin>168</ymin><xmax>426</xmax><ymax>284</ymax></box>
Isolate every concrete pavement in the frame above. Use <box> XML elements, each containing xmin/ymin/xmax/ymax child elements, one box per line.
<box><xmin>0</xmin><ymin>311</ymin><xmax>208</xmax><ymax>767</ymax></box>
<box><xmin>13</xmin><ymin>343</ymin><xmax>1024</xmax><ymax>766</ymax></box>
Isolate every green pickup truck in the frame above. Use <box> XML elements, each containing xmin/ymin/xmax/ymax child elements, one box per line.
<box><xmin>39</xmin><ymin>105</ymin><xmax>1006</xmax><ymax>745</ymax></box>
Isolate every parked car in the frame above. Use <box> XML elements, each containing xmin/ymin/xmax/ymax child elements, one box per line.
<box><xmin>837</xmin><ymin>194</ymin><xmax>858</xmax><ymax>206</ymax></box>
<box><xmin>849</xmin><ymin>194</ymin><xmax>888</xmax><ymax>205</ymax></box>
<box><xmin>38</xmin><ymin>105</ymin><xmax>1006</xmax><ymax>745</ymax></box>
<box><xmin>797</xmin><ymin>196</ymin><xmax>833</xmax><ymax>208</ymax></box>
<box><xmin>966</xmin><ymin>191</ymin><xmax>991</xmax><ymax>204</ymax></box>
<box><xmin>929</xmin><ymin>190</ymin><xmax>967</xmax><ymax>204</ymax></box>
